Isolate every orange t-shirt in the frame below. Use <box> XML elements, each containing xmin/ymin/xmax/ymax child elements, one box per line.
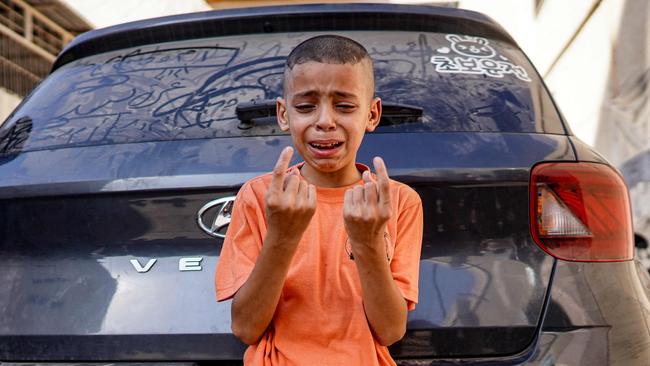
<box><xmin>215</xmin><ymin>163</ymin><xmax>423</xmax><ymax>366</ymax></box>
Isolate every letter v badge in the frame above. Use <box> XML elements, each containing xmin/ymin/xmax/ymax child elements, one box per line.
<box><xmin>130</xmin><ymin>258</ymin><xmax>157</xmax><ymax>273</ymax></box>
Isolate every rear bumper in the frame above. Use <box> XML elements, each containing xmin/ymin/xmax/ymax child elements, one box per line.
<box><xmin>397</xmin><ymin>260</ymin><xmax>650</xmax><ymax>365</ymax></box>
<box><xmin>533</xmin><ymin>259</ymin><xmax>650</xmax><ymax>366</ymax></box>
<box><xmin>2</xmin><ymin>262</ymin><xmax>648</xmax><ymax>365</ymax></box>
<box><xmin>395</xmin><ymin>328</ymin><xmax>614</xmax><ymax>365</ymax></box>
<box><xmin>0</xmin><ymin>326</ymin><xmax>641</xmax><ymax>366</ymax></box>
<box><xmin>529</xmin><ymin>328</ymin><xmax>635</xmax><ymax>365</ymax></box>
<box><xmin>397</xmin><ymin>325</ymin><xmax>649</xmax><ymax>365</ymax></box>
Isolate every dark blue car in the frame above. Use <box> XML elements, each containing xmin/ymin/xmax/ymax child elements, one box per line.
<box><xmin>1</xmin><ymin>3</ymin><xmax>649</xmax><ymax>365</ymax></box>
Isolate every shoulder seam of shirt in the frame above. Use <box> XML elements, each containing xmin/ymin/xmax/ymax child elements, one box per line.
<box><xmin>402</xmin><ymin>199</ymin><xmax>422</xmax><ymax>212</ymax></box>
<box><xmin>394</xmin><ymin>181</ymin><xmax>422</xmax><ymax>205</ymax></box>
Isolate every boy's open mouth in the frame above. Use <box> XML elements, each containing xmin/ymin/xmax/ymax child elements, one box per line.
<box><xmin>308</xmin><ymin>141</ymin><xmax>343</xmax><ymax>150</ymax></box>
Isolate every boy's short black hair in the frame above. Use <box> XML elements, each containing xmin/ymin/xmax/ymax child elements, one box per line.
<box><xmin>286</xmin><ymin>35</ymin><xmax>371</xmax><ymax>68</ymax></box>
<box><xmin>283</xmin><ymin>35</ymin><xmax>375</xmax><ymax>96</ymax></box>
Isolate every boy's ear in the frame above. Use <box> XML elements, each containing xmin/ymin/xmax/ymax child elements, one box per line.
<box><xmin>365</xmin><ymin>97</ymin><xmax>382</xmax><ymax>132</ymax></box>
<box><xmin>276</xmin><ymin>97</ymin><xmax>290</xmax><ymax>132</ymax></box>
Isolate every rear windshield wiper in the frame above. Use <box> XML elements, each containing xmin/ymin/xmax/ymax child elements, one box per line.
<box><xmin>235</xmin><ymin>99</ymin><xmax>423</xmax><ymax>130</ymax></box>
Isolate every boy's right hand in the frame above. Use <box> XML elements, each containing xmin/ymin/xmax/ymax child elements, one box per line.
<box><xmin>265</xmin><ymin>146</ymin><xmax>317</xmax><ymax>247</ymax></box>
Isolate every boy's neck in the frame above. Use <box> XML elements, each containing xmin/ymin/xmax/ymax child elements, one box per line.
<box><xmin>299</xmin><ymin>162</ymin><xmax>363</xmax><ymax>188</ymax></box>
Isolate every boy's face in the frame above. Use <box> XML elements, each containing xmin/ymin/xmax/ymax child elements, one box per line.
<box><xmin>276</xmin><ymin>60</ymin><xmax>381</xmax><ymax>185</ymax></box>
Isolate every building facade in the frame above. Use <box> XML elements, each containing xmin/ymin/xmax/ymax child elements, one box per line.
<box><xmin>0</xmin><ymin>0</ymin><xmax>91</xmax><ymax>122</ymax></box>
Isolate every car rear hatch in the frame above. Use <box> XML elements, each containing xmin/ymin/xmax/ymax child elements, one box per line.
<box><xmin>0</xmin><ymin>4</ymin><xmax>573</xmax><ymax>362</ymax></box>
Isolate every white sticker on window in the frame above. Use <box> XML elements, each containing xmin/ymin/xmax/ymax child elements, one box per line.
<box><xmin>430</xmin><ymin>34</ymin><xmax>531</xmax><ymax>82</ymax></box>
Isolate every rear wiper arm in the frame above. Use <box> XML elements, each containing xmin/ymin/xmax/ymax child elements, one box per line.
<box><xmin>235</xmin><ymin>99</ymin><xmax>423</xmax><ymax>129</ymax></box>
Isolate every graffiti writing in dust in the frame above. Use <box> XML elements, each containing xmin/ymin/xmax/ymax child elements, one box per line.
<box><xmin>430</xmin><ymin>34</ymin><xmax>531</xmax><ymax>82</ymax></box>
<box><xmin>0</xmin><ymin>33</ymin><xmax>542</xmax><ymax>155</ymax></box>
<box><xmin>25</xmin><ymin>42</ymin><xmax>288</xmax><ymax>149</ymax></box>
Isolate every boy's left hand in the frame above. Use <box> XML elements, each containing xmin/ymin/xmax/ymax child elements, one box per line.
<box><xmin>343</xmin><ymin>157</ymin><xmax>392</xmax><ymax>259</ymax></box>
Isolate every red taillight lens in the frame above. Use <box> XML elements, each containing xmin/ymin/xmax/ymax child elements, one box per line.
<box><xmin>530</xmin><ymin>162</ymin><xmax>634</xmax><ymax>262</ymax></box>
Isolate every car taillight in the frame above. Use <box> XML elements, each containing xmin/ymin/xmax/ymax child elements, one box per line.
<box><xmin>530</xmin><ymin>162</ymin><xmax>634</xmax><ymax>262</ymax></box>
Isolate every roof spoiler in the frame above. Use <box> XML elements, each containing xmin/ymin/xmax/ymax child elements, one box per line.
<box><xmin>52</xmin><ymin>3</ymin><xmax>516</xmax><ymax>72</ymax></box>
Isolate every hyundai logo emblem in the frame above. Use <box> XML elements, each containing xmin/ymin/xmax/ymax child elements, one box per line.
<box><xmin>197</xmin><ymin>196</ymin><xmax>237</xmax><ymax>238</ymax></box>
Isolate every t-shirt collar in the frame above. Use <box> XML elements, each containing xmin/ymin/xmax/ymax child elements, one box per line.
<box><xmin>288</xmin><ymin>161</ymin><xmax>371</xmax><ymax>202</ymax></box>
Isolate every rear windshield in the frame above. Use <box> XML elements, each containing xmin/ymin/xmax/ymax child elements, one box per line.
<box><xmin>0</xmin><ymin>31</ymin><xmax>565</xmax><ymax>154</ymax></box>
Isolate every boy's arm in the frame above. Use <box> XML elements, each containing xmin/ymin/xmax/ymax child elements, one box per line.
<box><xmin>230</xmin><ymin>231</ymin><xmax>302</xmax><ymax>345</ymax></box>
<box><xmin>353</xmin><ymin>240</ymin><xmax>408</xmax><ymax>346</ymax></box>
<box><xmin>230</xmin><ymin>147</ymin><xmax>316</xmax><ymax>345</ymax></box>
<box><xmin>344</xmin><ymin>157</ymin><xmax>410</xmax><ymax>346</ymax></box>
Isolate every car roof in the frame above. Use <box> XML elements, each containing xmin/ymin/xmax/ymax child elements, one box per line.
<box><xmin>52</xmin><ymin>3</ymin><xmax>516</xmax><ymax>72</ymax></box>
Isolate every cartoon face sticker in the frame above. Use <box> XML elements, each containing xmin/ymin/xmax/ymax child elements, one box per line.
<box><xmin>446</xmin><ymin>34</ymin><xmax>496</xmax><ymax>58</ymax></box>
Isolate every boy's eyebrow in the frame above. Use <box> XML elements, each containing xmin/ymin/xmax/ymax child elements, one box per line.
<box><xmin>332</xmin><ymin>91</ymin><xmax>360</xmax><ymax>100</ymax></box>
<box><xmin>293</xmin><ymin>90</ymin><xmax>319</xmax><ymax>98</ymax></box>
<box><xmin>293</xmin><ymin>90</ymin><xmax>360</xmax><ymax>100</ymax></box>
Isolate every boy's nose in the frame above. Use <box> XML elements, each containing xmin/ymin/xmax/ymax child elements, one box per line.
<box><xmin>315</xmin><ymin>106</ymin><xmax>337</xmax><ymax>131</ymax></box>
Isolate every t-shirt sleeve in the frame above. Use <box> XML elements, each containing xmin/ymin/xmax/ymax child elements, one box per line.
<box><xmin>390</xmin><ymin>188</ymin><xmax>424</xmax><ymax>311</ymax></box>
<box><xmin>214</xmin><ymin>182</ymin><xmax>266</xmax><ymax>302</ymax></box>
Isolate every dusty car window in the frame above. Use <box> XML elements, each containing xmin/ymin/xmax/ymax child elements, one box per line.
<box><xmin>0</xmin><ymin>31</ymin><xmax>564</xmax><ymax>154</ymax></box>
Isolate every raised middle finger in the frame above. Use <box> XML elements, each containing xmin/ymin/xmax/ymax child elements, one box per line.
<box><xmin>271</xmin><ymin>146</ymin><xmax>293</xmax><ymax>193</ymax></box>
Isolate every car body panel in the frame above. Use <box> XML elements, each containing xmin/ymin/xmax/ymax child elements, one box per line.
<box><xmin>1</xmin><ymin>133</ymin><xmax>572</xmax><ymax>359</ymax></box>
